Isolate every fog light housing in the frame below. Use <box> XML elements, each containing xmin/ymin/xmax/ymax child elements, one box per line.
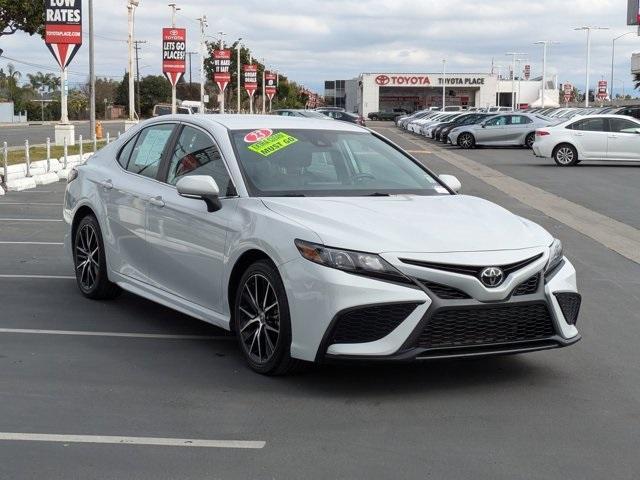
<box><xmin>554</xmin><ymin>292</ymin><xmax>581</xmax><ymax>325</ymax></box>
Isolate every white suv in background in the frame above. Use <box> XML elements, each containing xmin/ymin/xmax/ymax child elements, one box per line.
<box><xmin>533</xmin><ymin>115</ymin><xmax>640</xmax><ymax>166</ymax></box>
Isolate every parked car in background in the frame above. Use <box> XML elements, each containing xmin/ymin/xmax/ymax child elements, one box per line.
<box><xmin>272</xmin><ymin>109</ymin><xmax>333</xmax><ymax>120</ymax></box>
<box><xmin>315</xmin><ymin>107</ymin><xmax>346</xmax><ymax>113</ymax></box>
<box><xmin>487</xmin><ymin>106</ymin><xmax>512</xmax><ymax>113</ymax></box>
<box><xmin>408</xmin><ymin>113</ymin><xmax>452</xmax><ymax>133</ymax></box>
<box><xmin>421</xmin><ymin>113</ymin><xmax>466</xmax><ymax>137</ymax></box>
<box><xmin>606</xmin><ymin>105</ymin><xmax>640</xmax><ymax>121</ymax></box>
<box><xmin>368</xmin><ymin>109</ymin><xmax>409</xmax><ymax>121</ymax></box>
<box><xmin>398</xmin><ymin>111</ymin><xmax>434</xmax><ymax>129</ymax></box>
<box><xmin>532</xmin><ymin>114</ymin><xmax>640</xmax><ymax>166</ymax></box>
<box><xmin>153</xmin><ymin>104</ymin><xmax>195</xmax><ymax>116</ymax></box>
<box><xmin>323</xmin><ymin>110</ymin><xmax>366</xmax><ymax>126</ymax></box>
<box><xmin>435</xmin><ymin>113</ymin><xmax>496</xmax><ymax>143</ymax></box>
<box><xmin>449</xmin><ymin>113</ymin><xmax>551</xmax><ymax>149</ymax></box>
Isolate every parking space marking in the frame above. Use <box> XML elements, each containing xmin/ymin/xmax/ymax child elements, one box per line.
<box><xmin>0</xmin><ymin>203</ymin><xmax>63</xmax><ymax>206</ymax></box>
<box><xmin>405</xmin><ymin>149</ymin><xmax>432</xmax><ymax>154</ymax></box>
<box><xmin>0</xmin><ymin>241</ymin><xmax>63</xmax><ymax>245</ymax></box>
<box><xmin>0</xmin><ymin>218</ymin><xmax>62</xmax><ymax>222</ymax></box>
<box><xmin>0</xmin><ymin>274</ymin><xmax>75</xmax><ymax>279</ymax></box>
<box><xmin>0</xmin><ymin>327</ymin><xmax>234</xmax><ymax>340</ymax></box>
<box><xmin>384</xmin><ymin>128</ymin><xmax>640</xmax><ymax>265</ymax></box>
<box><xmin>0</xmin><ymin>433</ymin><xmax>265</xmax><ymax>449</ymax></box>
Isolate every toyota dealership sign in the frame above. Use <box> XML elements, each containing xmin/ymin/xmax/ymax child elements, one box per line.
<box><xmin>375</xmin><ymin>75</ymin><xmax>431</xmax><ymax>86</ymax></box>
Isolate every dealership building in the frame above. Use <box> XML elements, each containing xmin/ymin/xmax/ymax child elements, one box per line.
<box><xmin>325</xmin><ymin>72</ymin><xmax>558</xmax><ymax>116</ymax></box>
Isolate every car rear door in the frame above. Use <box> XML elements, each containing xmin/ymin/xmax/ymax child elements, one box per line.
<box><xmin>606</xmin><ymin>117</ymin><xmax>640</xmax><ymax>161</ymax></box>
<box><xmin>476</xmin><ymin>115</ymin><xmax>508</xmax><ymax>144</ymax></box>
<box><xmin>144</xmin><ymin>123</ymin><xmax>238</xmax><ymax>313</ymax></box>
<box><xmin>102</xmin><ymin>122</ymin><xmax>177</xmax><ymax>284</ymax></box>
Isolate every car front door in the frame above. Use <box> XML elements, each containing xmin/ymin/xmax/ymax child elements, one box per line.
<box><xmin>101</xmin><ymin>123</ymin><xmax>177</xmax><ymax>284</ymax></box>
<box><xmin>508</xmin><ymin>115</ymin><xmax>533</xmax><ymax>144</ymax></box>
<box><xmin>606</xmin><ymin>117</ymin><xmax>640</xmax><ymax>161</ymax></box>
<box><xmin>476</xmin><ymin>115</ymin><xmax>508</xmax><ymax>144</ymax></box>
<box><xmin>567</xmin><ymin>117</ymin><xmax>608</xmax><ymax>159</ymax></box>
<box><xmin>144</xmin><ymin>123</ymin><xmax>238</xmax><ymax>313</ymax></box>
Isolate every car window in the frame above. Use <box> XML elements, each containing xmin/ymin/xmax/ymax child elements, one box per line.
<box><xmin>230</xmin><ymin>129</ymin><xmax>444</xmax><ymax>197</ymax></box>
<box><xmin>609</xmin><ymin>118</ymin><xmax>640</xmax><ymax>133</ymax></box>
<box><xmin>126</xmin><ymin>124</ymin><xmax>175</xmax><ymax>179</ymax></box>
<box><xmin>623</xmin><ymin>108</ymin><xmax>640</xmax><ymax>120</ymax></box>
<box><xmin>117</xmin><ymin>136</ymin><xmax>136</xmax><ymax>168</ymax></box>
<box><xmin>166</xmin><ymin>125</ymin><xmax>234</xmax><ymax>196</ymax></box>
<box><xmin>567</xmin><ymin>118</ymin><xmax>606</xmax><ymax>132</ymax></box>
<box><xmin>484</xmin><ymin>116</ymin><xmax>508</xmax><ymax>126</ymax></box>
<box><xmin>154</xmin><ymin>106</ymin><xmax>171</xmax><ymax>116</ymax></box>
<box><xmin>511</xmin><ymin>115</ymin><xmax>533</xmax><ymax>125</ymax></box>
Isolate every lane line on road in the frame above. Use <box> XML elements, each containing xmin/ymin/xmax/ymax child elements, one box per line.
<box><xmin>382</xmin><ymin>128</ymin><xmax>640</xmax><ymax>265</ymax></box>
<box><xmin>404</xmin><ymin>150</ymin><xmax>432</xmax><ymax>154</ymax></box>
<box><xmin>0</xmin><ymin>274</ymin><xmax>75</xmax><ymax>279</ymax></box>
<box><xmin>0</xmin><ymin>327</ymin><xmax>234</xmax><ymax>340</ymax></box>
<box><xmin>0</xmin><ymin>218</ymin><xmax>62</xmax><ymax>222</ymax></box>
<box><xmin>0</xmin><ymin>433</ymin><xmax>265</xmax><ymax>449</ymax></box>
<box><xmin>0</xmin><ymin>241</ymin><xmax>63</xmax><ymax>245</ymax></box>
<box><xmin>0</xmin><ymin>202</ymin><xmax>63</xmax><ymax>206</ymax></box>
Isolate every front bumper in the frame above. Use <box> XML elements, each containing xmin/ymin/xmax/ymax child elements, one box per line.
<box><xmin>280</xmin><ymin>252</ymin><xmax>581</xmax><ymax>363</ymax></box>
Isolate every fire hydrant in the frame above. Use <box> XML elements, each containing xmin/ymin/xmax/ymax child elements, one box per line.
<box><xmin>95</xmin><ymin>122</ymin><xmax>104</xmax><ymax>140</ymax></box>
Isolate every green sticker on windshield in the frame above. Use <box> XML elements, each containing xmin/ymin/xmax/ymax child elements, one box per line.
<box><xmin>248</xmin><ymin>132</ymin><xmax>298</xmax><ymax>157</ymax></box>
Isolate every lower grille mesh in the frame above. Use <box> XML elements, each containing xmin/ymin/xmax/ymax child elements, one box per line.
<box><xmin>417</xmin><ymin>303</ymin><xmax>555</xmax><ymax>349</ymax></box>
<box><xmin>331</xmin><ymin>303</ymin><xmax>420</xmax><ymax>344</ymax></box>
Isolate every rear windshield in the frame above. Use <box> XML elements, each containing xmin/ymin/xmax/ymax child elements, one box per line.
<box><xmin>229</xmin><ymin>129</ymin><xmax>447</xmax><ymax>197</ymax></box>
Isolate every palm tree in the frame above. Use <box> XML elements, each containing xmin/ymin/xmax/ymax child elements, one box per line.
<box><xmin>634</xmin><ymin>72</ymin><xmax>640</xmax><ymax>91</ymax></box>
<box><xmin>5</xmin><ymin>63</ymin><xmax>22</xmax><ymax>100</ymax></box>
<box><xmin>27</xmin><ymin>71</ymin><xmax>45</xmax><ymax>92</ymax></box>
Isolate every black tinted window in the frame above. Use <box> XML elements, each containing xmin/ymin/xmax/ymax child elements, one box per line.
<box><xmin>127</xmin><ymin>124</ymin><xmax>175</xmax><ymax>179</ymax></box>
<box><xmin>568</xmin><ymin>118</ymin><xmax>606</xmax><ymax>132</ymax></box>
<box><xmin>609</xmin><ymin>118</ymin><xmax>640</xmax><ymax>133</ymax></box>
<box><xmin>117</xmin><ymin>137</ymin><xmax>136</xmax><ymax>168</ymax></box>
<box><xmin>167</xmin><ymin>125</ymin><xmax>234</xmax><ymax>196</ymax></box>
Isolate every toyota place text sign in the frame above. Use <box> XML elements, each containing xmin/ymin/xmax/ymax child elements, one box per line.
<box><xmin>162</xmin><ymin>28</ymin><xmax>186</xmax><ymax>86</ymax></box>
<box><xmin>44</xmin><ymin>0</ymin><xmax>83</xmax><ymax>69</ymax></box>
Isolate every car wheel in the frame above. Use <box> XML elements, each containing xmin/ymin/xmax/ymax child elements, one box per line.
<box><xmin>525</xmin><ymin>132</ymin><xmax>536</xmax><ymax>149</ymax></box>
<box><xmin>458</xmin><ymin>132</ymin><xmax>475</xmax><ymax>149</ymax></box>
<box><xmin>234</xmin><ymin>260</ymin><xmax>303</xmax><ymax>375</ymax></box>
<box><xmin>553</xmin><ymin>144</ymin><xmax>579</xmax><ymax>166</ymax></box>
<box><xmin>73</xmin><ymin>214</ymin><xmax>120</xmax><ymax>300</ymax></box>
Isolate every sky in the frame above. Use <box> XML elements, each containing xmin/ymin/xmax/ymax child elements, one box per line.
<box><xmin>1</xmin><ymin>0</ymin><xmax>639</xmax><ymax>97</ymax></box>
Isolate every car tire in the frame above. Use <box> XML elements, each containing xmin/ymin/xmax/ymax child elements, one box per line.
<box><xmin>233</xmin><ymin>260</ymin><xmax>303</xmax><ymax>375</ymax></box>
<box><xmin>553</xmin><ymin>144</ymin><xmax>579</xmax><ymax>166</ymax></box>
<box><xmin>458</xmin><ymin>132</ymin><xmax>475</xmax><ymax>149</ymax></box>
<box><xmin>73</xmin><ymin>214</ymin><xmax>121</xmax><ymax>300</ymax></box>
<box><xmin>525</xmin><ymin>132</ymin><xmax>536</xmax><ymax>149</ymax></box>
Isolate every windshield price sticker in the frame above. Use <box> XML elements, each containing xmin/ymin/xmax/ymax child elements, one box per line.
<box><xmin>248</xmin><ymin>132</ymin><xmax>298</xmax><ymax>157</ymax></box>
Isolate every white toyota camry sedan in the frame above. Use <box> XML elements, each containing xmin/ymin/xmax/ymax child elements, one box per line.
<box><xmin>63</xmin><ymin>115</ymin><xmax>581</xmax><ymax>375</ymax></box>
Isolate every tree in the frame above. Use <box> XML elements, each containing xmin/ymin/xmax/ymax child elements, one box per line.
<box><xmin>0</xmin><ymin>0</ymin><xmax>44</xmax><ymax>38</ymax></box>
<box><xmin>634</xmin><ymin>72</ymin><xmax>640</xmax><ymax>91</ymax></box>
<box><xmin>138</xmin><ymin>75</ymin><xmax>171</xmax><ymax>117</ymax></box>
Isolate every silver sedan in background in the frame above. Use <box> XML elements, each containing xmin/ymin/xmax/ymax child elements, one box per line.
<box><xmin>449</xmin><ymin>112</ymin><xmax>552</xmax><ymax>149</ymax></box>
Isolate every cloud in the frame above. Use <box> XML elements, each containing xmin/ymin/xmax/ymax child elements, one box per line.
<box><xmin>0</xmin><ymin>0</ymin><xmax>637</xmax><ymax>95</ymax></box>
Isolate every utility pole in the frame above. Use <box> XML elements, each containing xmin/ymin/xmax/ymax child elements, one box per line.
<box><xmin>88</xmin><ymin>0</ymin><xmax>95</xmax><ymax>137</ymax></box>
<box><xmin>441</xmin><ymin>59</ymin><xmax>446</xmax><ymax>110</ymax></box>
<box><xmin>505</xmin><ymin>52</ymin><xmax>526</xmax><ymax>110</ymax></box>
<box><xmin>134</xmin><ymin>40</ymin><xmax>147</xmax><ymax>117</ymax></box>
<box><xmin>127</xmin><ymin>0</ymin><xmax>140</xmax><ymax>124</ymax></box>
<box><xmin>261</xmin><ymin>59</ymin><xmax>266</xmax><ymax>114</ymax></box>
<box><xmin>611</xmin><ymin>32</ymin><xmax>633</xmax><ymax>101</ymax></box>
<box><xmin>533</xmin><ymin>41</ymin><xmax>557</xmax><ymax>108</ymax></box>
<box><xmin>196</xmin><ymin>15</ymin><xmax>208</xmax><ymax>113</ymax></box>
<box><xmin>236</xmin><ymin>38</ymin><xmax>242</xmax><ymax>113</ymax></box>
<box><xmin>168</xmin><ymin>3</ymin><xmax>180</xmax><ymax>114</ymax></box>
<box><xmin>186</xmin><ymin>51</ymin><xmax>197</xmax><ymax>85</ymax></box>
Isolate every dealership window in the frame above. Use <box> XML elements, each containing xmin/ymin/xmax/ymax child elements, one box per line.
<box><xmin>324</xmin><ymin>81</ymin><xmax>335</xmax><ymax>89</ymax></box>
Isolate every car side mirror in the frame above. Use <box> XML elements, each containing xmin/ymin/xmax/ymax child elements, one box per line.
<box><xmin>439</xmin><ymin>174</ymin><xmax>462</xmax><ymax>193</ymax></box>
<box><xmin>176</xmin><ymin>175</ymin><xmax>222</xmax><ymax>212</ymax></box>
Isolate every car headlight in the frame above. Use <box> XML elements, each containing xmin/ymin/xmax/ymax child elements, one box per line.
<box><xmin>294</xmin><ymin>239</ymin><xmax>412</xmax><ymax>284</ymax></box>
<box><xmin>545</xmin><ymin>239</ymin><xmax>564</xmax><ymax>274</ymax></box>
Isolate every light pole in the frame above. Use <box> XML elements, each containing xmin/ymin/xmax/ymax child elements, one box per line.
<box><xmin>506</xmin><ymin>52</ymin><xmax>526</xmax><ymax>110</ymax></box>
<box><xmin>533</xmin><ymin>41</ymin><xmax>558</xmax><ymax>108</ymax></box>
<box><xmin>197</xmin><ymin>15</ymin><xmax>208</xmax><ymax>113</ymax></box>
<box><xmin>88</xmin><ymin>0</ymin><xmax>95</xmax><ymax>136</ymax></box>
<box><xmin>441</xmin><ymin>59</ymin><xmax>446</xmax><ymax>110</ymax></box>
<box><xmin>611</xmin><ymin>31</ymin><xmax>634</xmax><ymax>101</ymax></box>
<box><xmin>575</xmin><ymin>26</ymin><xmax>609</xmax><ymax>107</ymax></box>
<box><xmin>236</xmin><ymin>38</ymin><xmax>242</xmax><ymax>113</ymax></box>
<box><xmin>495</xmin><ymin>64</ymin><xmax>502</xmax><ymax>107</ymax></box>
<box><xmin>261</xmin><ymin>58</ymin><xmax>266</xmax><ymax>114</ymax></box>
<box><xmin>127</xmin><ymin>0</ymin><xmax>140</xmax><ymax>124</ymax></box>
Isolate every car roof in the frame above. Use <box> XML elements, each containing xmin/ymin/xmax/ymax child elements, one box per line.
<box><xmin>186</xmin><ymin>114</ymin><xmax>367</xmax><ymax>132</ymax></box>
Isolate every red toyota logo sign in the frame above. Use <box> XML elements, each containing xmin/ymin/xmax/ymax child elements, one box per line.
<box><xmin>375</xmin><ymin>75</ymin><xmax>390</xmax><ymax>85</ymax></box>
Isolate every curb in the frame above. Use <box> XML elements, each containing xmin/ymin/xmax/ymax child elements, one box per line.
<box><xmin>1</xmin><ymin>154</ymin><xmax>90</xmax><ymax>192</ymax></box>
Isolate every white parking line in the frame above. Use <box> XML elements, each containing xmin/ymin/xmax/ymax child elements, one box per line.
<box><xmin>0</xmin><ymin>274</ymin><xmax>74</xmax><ymax>279</ymax></box>
<box><xmin>0</xmin><ymin>203</ymin><xmax>63</xmax><ymax>206</ymax></box>
<box><xmin>0</xmin><ymin>433</ymin><xmax>265</xmax><ymax>449</ymax></box>
<box><xmin>0</xmin><ymin>241</ymin><xmax>63</xmax><ymax>245</ymax></box>
<box><xmin>0</xmin><ymin>218</ymin><xmax>62</xmax><ymax>222</ymax></box>
<box><xmin>0</xmin><ymin>327</ymin><xmax>234</xmax><ymax>340</ymax></box>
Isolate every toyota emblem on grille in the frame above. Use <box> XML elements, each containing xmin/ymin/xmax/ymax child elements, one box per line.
<box><xmin>480</xmin><ymin>267</ymin><xmax>504</xmax><ymax>288</ymax></box>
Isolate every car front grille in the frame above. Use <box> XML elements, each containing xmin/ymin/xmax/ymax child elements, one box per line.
<box><xmin>418</xmin><ymin>280</ymin><xmax>470</xmax><ymax>300</ymax></box>
<box><xmin>513</xmin><ymin>275</ymin><xmax>539</xmax><ymax>296</ymax></box>
<box><xmin>330</xmin><ymin>303</ymin><xmax>420</xmax><ymax>344</ymax></box>
<box><xmin>417</xmin><ymin>303</ymin><xmax>555</xmax><ymax>349</ymax></box>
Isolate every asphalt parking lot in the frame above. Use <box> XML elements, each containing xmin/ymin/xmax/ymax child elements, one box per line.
<box><xmin>1</xmin><ymin>123</ymin><xmax>639</xmax><ymax>479</ymax></box>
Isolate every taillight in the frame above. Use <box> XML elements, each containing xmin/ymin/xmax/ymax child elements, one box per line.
<box><xmin>536</xmin><ymin>130</ymin><xmax>550</xmax><ymax>136</ymax></box>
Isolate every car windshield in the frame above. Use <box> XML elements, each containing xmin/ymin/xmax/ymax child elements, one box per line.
<box><xmin>230</xmin><ymin>129</ymin><xmax>446</xmax><ymax>197</ymax></box>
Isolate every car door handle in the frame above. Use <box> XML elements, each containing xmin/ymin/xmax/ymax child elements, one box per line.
<box><xmin>574</xmin><ymin>132</ymin><xmax>584</xmax><ymax>136</ymax></box>
<box><xmin>99</xmin><ymin>179</ymin><xmax>113</xmax><ymax>190</ymax></box>
<box><xmin>148</xmin><ymin>196</ymin><xmax>165</xmax><ymax>208</ymax></box>
<box><xmin>608</xmin><ymin>135</ymin><xmax>618</xmax><ymax>139</ymax></box>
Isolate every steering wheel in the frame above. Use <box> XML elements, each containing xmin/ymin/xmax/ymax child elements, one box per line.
<box><xmin>352</xmin><ymin>173</ymin><xmax>376</xmax><ymax>183</ymax></box>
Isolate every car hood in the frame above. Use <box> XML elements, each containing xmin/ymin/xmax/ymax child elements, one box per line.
<box><xmin>262</xmin><ymin>195</ymin><xmax>552</xmax><ymax>254</ymax></box>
